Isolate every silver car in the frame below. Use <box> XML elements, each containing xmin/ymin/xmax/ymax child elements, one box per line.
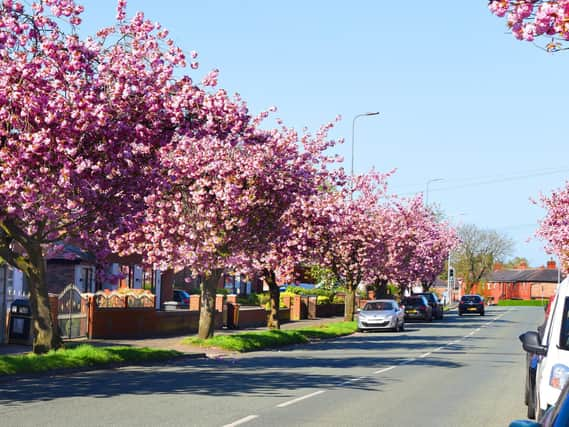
<box><xmin>357</xmin><ymin>299</ymin><xmax>405</xmax><ymax>332</ymax></box>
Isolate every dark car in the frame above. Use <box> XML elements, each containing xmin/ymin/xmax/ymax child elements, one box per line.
<box><xmin>415</xmin><ymin>292</ymin><xmax>444</xmax><ymax>320</ymax></box>
<box><xmin>401</xmin><ymin>295</ymin><xmax>433</xmax><ymax>322</ymax></box>
<box><xmin>458</xmin><ymin>294</ymin><xmax>485</xmax><ymax>316</ymax></box>
<box><xmin>173</xmin><ymin>289</ymin><xmax>190</xmax><ymax>308</ymax></box>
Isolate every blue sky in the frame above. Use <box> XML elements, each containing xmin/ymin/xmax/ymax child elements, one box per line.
<box><xmin>79</xmin><ymin>1</ymin><xmax>569</xmax><ymax>267</ymax></box>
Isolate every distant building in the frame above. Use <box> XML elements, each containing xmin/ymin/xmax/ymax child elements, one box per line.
<box><xmin>482</xmin><ymin>259</ymin><xmax>563</xmax><ymax>303</ymax></box>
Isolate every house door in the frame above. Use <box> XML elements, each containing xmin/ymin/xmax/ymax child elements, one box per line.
<box><xmin>57</xmin><ymin>285</ymin><xmax>89</xmax><ymax>339</ymax></box>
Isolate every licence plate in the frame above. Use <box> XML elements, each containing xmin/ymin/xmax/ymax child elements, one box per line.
<box><xmin>408</xmin><ymin>310</ymin><xmax>417</xmax><ymax>314</ymax></box>
<box><xmin>468</xmin><ymin>307</ymin><xmax>477</xmax><ymax>311</ymax></box>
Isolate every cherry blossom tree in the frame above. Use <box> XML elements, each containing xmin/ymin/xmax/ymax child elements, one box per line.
<box><xmin>536</xmin><ymin>184</ymin><xmax>569</xmax><ymax>272</ymax></box>
<box><xmin>312</xmin><ymin>171</ymin><xmax>391</xmax><ymax>321</ymax></box>
<box><xmin>489</xmin><ymin>0</ymin><xmax>569</xmax><ymax>51</ymax></box>
<box><xmin>0</xmin><ymin>0</ymin><xmax>211</xmax><ymax>353</ymax></box>
<box><xmin>362</xmin><ymin>195</ymin><xmax>457</xmax><ymax>297</ymax></box>
<box><xmin>237</xmin><ymin>120</ymin><xmax>343</xmax><ymax>330</ymax></box>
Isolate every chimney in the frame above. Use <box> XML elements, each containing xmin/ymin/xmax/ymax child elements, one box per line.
<box><xmin>547</xmin><ymin>259</ymin><xmax>557</xmax><ymax>270</ymax></box>
<box><xmin>493</xmin><ymin>262</ymin><xmax>503</xmax><ymax>271</ymax></box>
<box><xmin>518</xmin><ymin>260</ymin><xmax>528</xmax><ymax>270</ymax></box>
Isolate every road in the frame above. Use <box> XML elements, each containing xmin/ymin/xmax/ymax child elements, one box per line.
<box><xmin>0</xmin><ymin>306</ymin><xmax>544</xmax><ymax>427</ymax></box>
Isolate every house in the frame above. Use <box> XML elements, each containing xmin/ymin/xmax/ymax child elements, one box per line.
<box><xmin>482</xmin><ymin>260</ymin><xmax>564</xmax><ymax>303</ymax></box>
<box><xmin>46</xmin><ymin>244</ymin><xmax>96</xmax><ymax>294</ymax></box>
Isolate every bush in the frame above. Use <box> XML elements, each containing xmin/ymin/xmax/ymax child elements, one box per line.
<box><xmin>237</xmin><ymin>292</ymin><xmax>270</xmax><ymax>306</ymax></box>
<box><xmin>332</xmin><ymin>295</ymin><xmax>345</xmax><ymax>304</ymax></box>
<box><xmin>317</xmin><ymin>295</ymin><xmax>330</xmax><ymax>305</ymax></box>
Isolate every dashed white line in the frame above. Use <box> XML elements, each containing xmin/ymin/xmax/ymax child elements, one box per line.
<box><xmin>223</xmin><ymin>415</ymin><xmax>259</xmax><ymax>427</ymax></box>
<box><xmin>276</xmin><ymin>390</ymin><xmax>326</xmax><ymax>408</ymax></box>
<box><xmin>374</xmin><ymin>366</ymin><xmax>396</xmax><ymax>374</ymax></box>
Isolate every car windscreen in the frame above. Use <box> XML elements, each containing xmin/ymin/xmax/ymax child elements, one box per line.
<box><xmin>418</xmin><ymin>294</ymin><xmax>435</xmax><ymax>302</ymax></box>
<box><xmin>461</xmin><ymin>296</ymin><xmax>481</xmax><ymax>303</ymax></box>
<box><xmin>402</xmin><ymin>298</ymin><xmax>423</xmax><ymax>307</ymax></box>
<box><xmin>363</xmin><ymin>302</ymin><xmax>393</xmax><ymax>311</ymax></box>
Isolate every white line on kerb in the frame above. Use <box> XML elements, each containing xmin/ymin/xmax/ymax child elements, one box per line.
<box><xmin>223</xmin><ymin>415</ymin><xmax>259</xmax><ymax>427</ymax></box>
<box><xmin>276</xmin><ymin>390</ymin><xmax>326</xmax><ymax>408</ymax></box>
<box><xmin>374</xmin><ymin>366</ymin><xmax>396</xmax><ymax>374</ymax></box>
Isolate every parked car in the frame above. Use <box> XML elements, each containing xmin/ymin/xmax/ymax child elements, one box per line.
<box><xmin>519</xmin><ymin>277</ymin><xmax>569</xmax><ymax>419</ymax></box>
<box><xmin>401</xmin><ymin>295</ymin><xmax>433</xmax><ymax>322</ymax></box>
<box><xmin>458</xmin><ymin>294</ymin><xmax>485</xmax><ymax>316</ymax></box>
<box><xmin>357</xmin><ymin>299</ymin><xmax>405</xmax><ymax>332</ymax></box>
<box><xmin>173</xmin><ymin>289</ymin><xmax>190</xmax><ymax>308</ymax></box>
<box><xmin>510</xmin><ymin>379</ymin><xmax>569</xmax><ymax>427</ymax></box>
<box><xmin>415</xmin><ymin>292</ymin><xmax>444</xmax><ymax>320</ymax></box>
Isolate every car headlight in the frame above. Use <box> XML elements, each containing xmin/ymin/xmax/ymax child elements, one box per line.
<box><xmin>550</xmin><ymin>364</ymin><xmax>569</xmax><ymax>390</ymax></box>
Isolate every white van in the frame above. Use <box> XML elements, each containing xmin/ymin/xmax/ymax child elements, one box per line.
<box><xmin>521</xmin><ymin>277</ymin><xmax>569</xmax><ymax>418</ymax></box>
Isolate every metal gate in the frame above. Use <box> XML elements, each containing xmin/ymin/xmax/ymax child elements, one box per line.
<box><xmin>57</xmin><ymin>284</ymin><xmax>89</xmax><ymax>339</ymax></box>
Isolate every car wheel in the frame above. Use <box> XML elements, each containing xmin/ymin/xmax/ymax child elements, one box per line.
<box><xmin>527</xmin><ymin>386</ymin><xmax>536</xmax><ymax>419</ymax></box>
<box><xmin>459</xmin><ymin>312</ymin><xmax>463</xmax><ymax>316</ymax></box>
<box><xmin>400</xmin><ymin>321</ymin><xmax>405</xmax><ymax>332</ymax></box>
<box><xmin>480</xmin><ymin>311</ymin><xmax>485</xmax><ymax>316</ymax></box>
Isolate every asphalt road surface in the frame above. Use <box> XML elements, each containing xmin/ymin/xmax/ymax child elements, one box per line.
<box><xmin>0</xmin><ymin>306</ymin><xmax>544</xmax><ymax>427</ymax></box>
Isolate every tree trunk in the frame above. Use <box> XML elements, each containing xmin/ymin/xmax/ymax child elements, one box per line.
<box><xmin>374</xmin><ymin>279</ymin><xmax>389</xmax><ymax>298</ymax></box>
<box><xmin>344</xmin><ymin>284</ymin><xmax>356</xmax><ymax>321</ymax></box>
<box><xmin>421</xmin><ymin>280</ymin><xmax>433</xmax><ymax>292</ymax></box>
<box><xmin>198</xmin><ymin>270</ymin><xmax>222</xmax><ymax>339</ymax></box>
<box><xmin>27</xmin><ymin>242</ymin><xmax>62</xmax><ymax>354</ymax></box>
<box><xmin>264</xmin><ymin>270</ymin><xmax>280</xmax><ymax>330</ymax></box>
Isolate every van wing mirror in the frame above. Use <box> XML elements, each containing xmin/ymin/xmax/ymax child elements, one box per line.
<box><xmin>519</xmin><ymin>331</ymin><xmax>547</xmax><ymax>356</ymax></box>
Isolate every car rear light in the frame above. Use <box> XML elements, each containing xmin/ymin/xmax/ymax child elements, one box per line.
<box><xmin>550</xmin><ymin>364</ymin><xmax>569</xmax><ymax>390</ymax></box>
<box><xmin>418</xmin><ymin>306</ymin><xmax>426</xmax><ymax>311</ymax></box>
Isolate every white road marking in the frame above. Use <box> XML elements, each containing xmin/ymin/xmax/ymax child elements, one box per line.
<box><xmin>419</xmin><ymin>352</ymin><xmax>431</xmax><ymax>358</ymax></box>
<box><xmin>223</xmin><ymin>415</ymin><xmax>259</xmax><ymax>427</ymax></box>
<box><xmin>374</xmin><ymin>366</ymin><xmax>396</xmax><ymax>374</ymax></box>
<box><xmin>276</xmin><ymin>390</ymin><xmax>326</xmax><ymax>408</ymax></box>
<box><xmin>398</xmin><ymin>358</ymin><xmax>416</xmax><ymax>365</ymax></box>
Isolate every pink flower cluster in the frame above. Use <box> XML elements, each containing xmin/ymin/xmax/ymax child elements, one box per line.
<box><xmin>489</xmin><ymin>0</ymin><xmax>569</xmax><ymax>46</ymax></box>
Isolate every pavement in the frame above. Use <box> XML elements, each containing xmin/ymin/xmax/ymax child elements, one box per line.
<box><xmin>0</xmin><ymin>315</ymin><xmax>346</xmax><ymax>357</ymax></box>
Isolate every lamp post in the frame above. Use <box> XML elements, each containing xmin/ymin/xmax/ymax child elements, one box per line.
<box><xmin>351</xmin><ymin>112</ymin><xmax>380</xmax><ymax>182</ymax></box>
<box><xmin>425</xmin><ymin>178</ymin><xmax>444</xmax><ymax>207</ymax></box>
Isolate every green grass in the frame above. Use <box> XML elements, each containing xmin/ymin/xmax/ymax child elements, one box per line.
<box><xmin>183</xmin><ymin>321</ymin><xmax>357</xmax><ymax>352</ymax></box>
<box><xmin>0</xmin><ymin>344</ymin><xmax>182</xmax><ymax>376</ymax></box>
<box><xmin>497</xmin><ymin>299</ymin><xmax>548</xmax><ymax>307</ymax></box>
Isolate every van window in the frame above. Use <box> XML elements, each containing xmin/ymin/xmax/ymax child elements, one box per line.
<box><xmin>559</xmin><ymin>297</ymin><xmax>569</xmax><ymax>350</ymax></box>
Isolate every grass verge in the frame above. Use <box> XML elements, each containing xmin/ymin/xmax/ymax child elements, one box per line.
<box><xmin>183</xmin><ymin>321</ymin><xmax>357</xmax><ymax>352</ymax></box>
<box><xmin>497</xmin><ymin>299</ymin><xmax>548</xmax><ymax>307</ymax></box>
<box><xmin>0</xmin><ymin>344</ymin><xmax>182</xmax><ymax>376</ymax></box>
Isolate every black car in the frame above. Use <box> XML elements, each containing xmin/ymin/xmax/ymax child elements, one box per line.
<box><xmin>401</xmin><ymin>295</ymin><xmax>433</xmax><ymax>322</ymax></box>
<box><xmin>415</xmin><ymin>292</ymin><xmax>444</xmax><ymax>320</ymax></box>
<box><xmin>458</xmin><ymin>294</ymin><xmax>485</xmax><ymax>316</ymax></box>
<box><xmin>173</xmin><ymin>289</ymin><xmax>190</xmax><ymax>308</ymax></box>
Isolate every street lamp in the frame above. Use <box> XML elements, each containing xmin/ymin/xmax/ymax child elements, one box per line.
<box><xmin>425</xmin><ymin>178</ymin><xmax>444</xmax><ymax>207</ymax></box>
<box><xmin>351</xmin><ymin>112</ymin><xmax>380</xmax><ymax>181</ymax></box>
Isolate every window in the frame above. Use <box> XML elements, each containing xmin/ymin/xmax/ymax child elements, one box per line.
<box><xmin>559</xmin><ymin>297</ymin><xmax>569</xmax><ymax>351</ymax></box>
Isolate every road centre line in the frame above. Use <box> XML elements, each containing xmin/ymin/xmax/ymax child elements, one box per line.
<box><xmin>222</xmin><ymin>415</ymin><xmax>259</xmax><ymax>427</ymax></box>
<box><xmin>374</xmin><ymin>366</ymin><xmax>396</xmax><ymax>374</ymax></box>
<box><xmin>276</xmin><ymin>390</ymin><xmax>326</xmax><ymax>408</ymax></box>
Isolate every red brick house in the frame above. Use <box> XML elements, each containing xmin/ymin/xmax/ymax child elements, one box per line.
<box><xmin>482</xmin><ymin>260</ymin><xmax>563</xmax><ymax>303</ymax></box>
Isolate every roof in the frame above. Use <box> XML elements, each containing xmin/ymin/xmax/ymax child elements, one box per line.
<box><xmin>487</xmin><ymin>268</ymin><xmax>565</xmax><ymax>283</ymax></box>
<box><xmin>46</xmin><ymin>244</ymin><xmax>95</xmax><ymax>263</ymax></box>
